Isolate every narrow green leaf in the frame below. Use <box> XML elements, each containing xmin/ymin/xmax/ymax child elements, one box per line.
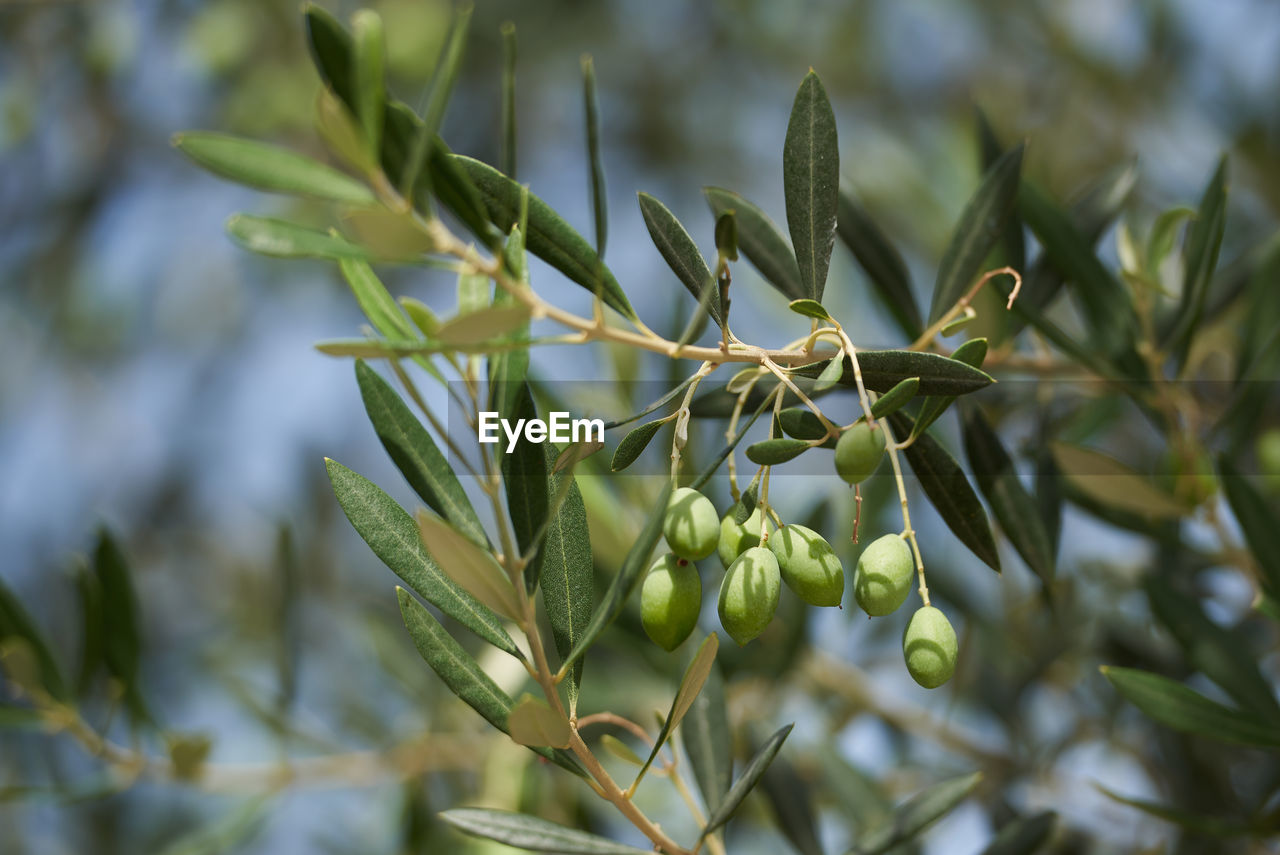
<box><xmin>440</xmin><ymin>808</ymin><xmax>652</xmax><ymax>854</ymax></box>
<box><xmin>746</xmin><ymin>438</ymin><xmax>812</xmax><ymax>466</ymax></box>
<box><xmin>173</xmin><ymin>133</ymin><xmax>374</xmax><ymax>204</ymax></box>
<box><xmin>870</xmin><ymin>377</ymin><xmax>919</xmax><ymax>419</ymax></box>
<box><xmin>355</xmin><ymin>361</ymin><xmax>487</xmax><ymax>546</ymax></box>
<box><xmin>852</xmin><ymin>772</ymin><xmax>983</xmax><ymax>855</ymax></box>
<box><xmin>1165</xmin><ymin>156</ymin><xmax>1229</xmax><ymax>372</ymax></box>
<box><xmin>911</xmin><ymin>337</ymin><xmax>988</xmax><ymax>439</ymax></box>
<box><xmin>501</xmin><ymin>384</ymin><xmax>549</xmax><ymax>588</ymax></box>
<box><xmin>704</xmin><ymin>186</ymin><xmax>805</xmax><ymax>301</ymax></box>
<box><xmin>1018</xmin><ymin>180</ymin><xmax>1138</xmax><ymax>358</ymax></box>
<box><xmin>788</xmin><ymin>299</ymin><xmax>831</xmax><ymax>321</ymax></box>
<box><xmin>961</xmin><ymin>407</ymin><xmax>1056</xmax><ymax>584</ymax></box>
<box><xmin>342</xmin><ymin>208</ymin><xmax>435</xmax><ymax>259</ymax></box>
<box><xmin>558</xmin><ymin>483</ymin><xmax>673</xmax><ymax>677</ymax></box>
<box><xmin>453</xmin><ymin>156</ymin><xmax>635</xmax><ymax>319</ymax></box>
<box><xmin>581</xmin><ymin>55</ymin><xmax>607</xmax><ymax>256</ymax></box>
<box><xmin>1147</xmin><ymin>206</ymin><xmax>1197</xmax><ymax>274</ymax></box>
<box><xmin>634</xmin><ymin>634</ymin><xmax>719</xmax><ymax>788</ymax></box>
<box><xmin>340</xmin><ymin>259</ymin><xmax>416</xmax><ymax>340</ymax></box>
<box><xmin>683</xmin><ymin>660</ymin><xmax>732</xmax><ymax>815</ymax></box>
<box><xmin>602</xmin><ymin>375</ymin><xmax>693</xmax><ymax>430</ymax></box>
<box><xmin>890</xmin><ymin>412</ymin><xmax>1001</xmax><ymax>573</ymax></box>
<box><xmin>778</xmin><ymin>407</ymin><xmax>833</xmax><ymax>444</ymax></box>
<box><xmin>928</xmin><ymin>144</ymin><xmax>1024</xmax><ymax>323</ymax></box>
<box><xmin>539</xmin><ymin>463</ymin><xmax>593</xmax><ymax>708</ymax></box>
<box><xmin>508</xmin><ymin>694</ymin><xmax>572</xmax><ymax>748</ymax></box>
<box><xmin>435</xmin><ymin>305</ymin><xmax>531</xmax><ymax>346</ymax></box>
<box><xmin>0</xmin><ymin>577</ymin><xmax>68</xmax><ymax>702</ymax></box>
<box><xmin>715</xmin><ymin>211</ymin><xmax>739</xmax><ymax>260</ymax></box>
<box><xmin>1095</xmin><ymin>785</ymin><xmax>1265</xmax><ymax>838</ymax></box>
<box><xmin>979</xmin><ymin>812</ymin><xmax>1055</xmax><ymax>855</ymax></box>
<box><xmin>1050</xmin><ymin>443</ymin><xmax>1187</xmax><ymax>520</ymax></box>
<box><xmin>351</xmin><ymin>10</ymin><xmax>385</xmax><ymax>160</ymax></box>
<box><xmin>500</xmin><ymin>22</ymin><xmax>517</xmax><ymax>178</ymax></box>
<box><xmin>315</xmin><ymin>88</ymin><xmax>373</xmax><ymax>173</ymax></box>
<box><xmin>637</xmin><ymin>193</ymin><xmax>721</xmax><ymax>325</ymax></box>
<box><xmin>226</xmin><ymin>215</ymin><xmax>372</xmax><ymax>261</ymax></box>
<box><xmin>304</xmin><ymin>4</ymin><xmax>355</xmax><ymax>106</ymax></box>
<box><xmin>813</xmin><ymin>354</ymin><xmax>843</xmax><ymax>393</ymax></box>
<box><xmin>611</xmin><ymin>418</ymin><xmax>672</xmax><ymax>471</ymax></box>
<box><xmin>326</xmin><ymin>459</ymin><xmax>517</xmax><ymax>654</ymax></box>
<box><xmin>1218</xmin><ymin>456</ymin><xmax>1280</xmax><ymax>596</ymax></box>
<box><xmin>783</xmin><ymin>70</ymin><xmax>839</xmax><ymax>300</ymax></box>
<box><xmin>759</xmin><ymin>743</ymin><xmax>823</xmax><ymax>855</ymax></box>
<box><xmin>791</xmin><ymin>349</ymin><xmax>994</xmax><ymax>397</ymax></box>
<box><xmin>701</xmin><ymin>723</ymin><xmax>794</xmax><ymax>838</ymax></box>
<box><xmin>425</xmin><ymin>132</ymin><xmax>498</xmax><ymax>247</ymax></box>
<box><xmin>416</xmin><ymin>509</ymin><xmax>522</xmax><ymax>622</ymax></box>
<box><xmin>1102</xmin><ymin>666</ymin><xmax>1280</xmax><ymax>747</ymax></box>
<box><xmin>92</xmin><ymin>529</ymin><xmax>147</xmax><ymax>720</ymax></box>
<box><xmin>71</xmin><ymin>563</ymin><xmax>103</xmax><ymax>696</ymax></box>
<box><xmin>1145</xmin><ymin>580</ymin><xmax>1280</xmax><ymax>719</ymax></box>
<box><xmin>974</xmin><ymin>108</ymin><xmax>1027</xmax><ymax>274</ymax></box>
<box><xmin>836</xmin><ymin>189</ymin><xmax>922</xmax><ymax>340</ymax></box>
<box><xmin>601</xmin><ymin>734</ymin><xmax>645</xmax><ymax>766</ymax></box>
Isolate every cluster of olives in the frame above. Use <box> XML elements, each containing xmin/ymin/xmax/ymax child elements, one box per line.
<box><xmin>639</xmin><ymin>420</ymin><xmax>958</xmax><ymax>689</ymax></box>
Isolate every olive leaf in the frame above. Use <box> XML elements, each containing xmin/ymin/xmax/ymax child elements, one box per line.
<box><xmin>783</xmin><ymin>70</ymin><xmax>839</xmax><ymax>300</ymax></box>
<box><xmin>1164</xmin><ymin>156</ymin><xmax>1228</xmax><ymax>372</ymax></box>
<box><xmin>226</xmin><ymin>215</ymin><xmax>373</xmax><ymax>261</ymax></box>
<box><xmin>440</xmin><ymin>809</ymin><xmax>651</xmax><ymax>854</ymax></box>
<box><xmin>351</xmin><ymin>10</ymin><xmax>385</xmax><ymax>159</ymax></box>
<box><xmin>0</xmin><ymin>575</ymin><xmax>68</xmax><ymax>702</ymax></box>
<box><xmin>700</xmin><ymin>723</ymin><xmax>794</xmax><ymax>839</ymax></box>
<box><xmin>632</xmin><ymin>633</ymin><xmax>719</xmax><ymax>790</ymax></box>
<box><xmin>637</xmin><ymin>193</ymin><xmax>721</xmax><ymax>325</ymax></box>
<box><xmin>912</xmin><ymin>338</ymin><xmax>987</xmax><ymax>438</ymax></box>
<box><xmin>836</xmin><ymin>189</ymin><xmax>922</xmax><ymax>340</ymax></box>
<box><xmin>538</xmin><ymin>456</ymin><xmax>594</xmax><ymax>708</ymax></box>
<box><xmin>1102</xmin><ymin>666</ymin><xmax>1280</xmax><ymax>748</ymax></box>
<box><xmin>582</xmin><ymin>55</ymin><xmax>607</xmax><ymax>256</ymax></box>
<box><xmin>416</xmin><ymin>510</ymin><xmax>522</xmax><ymax>622</ymax></box>
<box><xmin>746</xmin><ymin>438</ymin><xmax>812</xmax><ymax>465</ymax></box>
<box><xmin>1050</xmin><ymin>443</ymin><xmax>1186</xmax><ymax>520</ymax></box>
<box><xmin>435</xmin><ymin>305</ymin><xmax>532</xmax><ymax>346</ymax></box>
<box><xmin>507</xmin><ymin>694</ymin><xmax>572</xmax><ymax>749</ymax></box>
<box><xmin>611</xmin><ymin>417</ymin><xmax>673</xmax><ymax>471</ymax></box>
<box><xmin>788</xmin><ymin>299</ymin><xmax>831</xmax><ymax>321</ymax></box>
<box><xmin>851</xmin><ymin>772</ymin><xmax>983</xmax><ymax>855</ymax></box>
<box><xmin>173</xmin><ymin>133</ymin><xmax>374</xmax><ymax>204</ymax></box>
<box><xmin>683</xmin><ymin>659</ymin><xmax>733</xmax><ymax>814</ymax></box>
<box><xmin>704</xmin><ymin>186</ymin><xmax>805</xmax><ymax>301</ymax></box>
<box><xmin>792</xmin><ymin>349</ymin><xmax>993</xmax><ymax>397</ymax></box>
<box><xmin>979</xmin><ymin>812</ymin><xmax>1056</xmax><ymax>855</ymax></box>
<box><xmin>1218</xmin><ymin>455</ymin><xmax>1280</xmax><ymax>596</ymax></box>
<box><xmin>870</xmin><ymin>376</ymin><xmax>919</xmax><ymax>419</ymax></box>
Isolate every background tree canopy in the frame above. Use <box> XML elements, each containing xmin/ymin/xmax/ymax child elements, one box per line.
<box><xmin>2</xmin><ymin>1</ymin><xmax>1279</xmax><ymax>854</ymax></box>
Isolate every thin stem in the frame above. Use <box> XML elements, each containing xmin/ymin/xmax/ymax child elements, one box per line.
<box><xmin>909</xmin><ymin>266</ymin><xmax>1022</xmax><ymax>351</ymax></box>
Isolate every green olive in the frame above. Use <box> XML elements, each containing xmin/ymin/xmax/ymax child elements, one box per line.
<box><xmin>768</xmin><ymin>524</ymin><xmax>844</xmax><ymax>607</ymax></box>
<box><xmin>853</xmin><ymin>533</ymin><xmax>913</xmax><ymax>616</ymax></box>
<box><xmin>717</xmin><ymin>507</ymin><xmax>772</xmax><ymax>568</ymax></box>
<box><xmin>663</xmin><ymin>487</ymin><xmax>720</xmax><ymax>560</ymax></box>
<box><xmin>1259</xmin><ymin>429</ymin><xmax>1280</xmax><ymax>493</ymax></box>
<box><xmin>640</xmin><ymin>554</ymin><xmax>702</xmax><ymax>651</ymax></box>
<box><xmin>717</xmin><ymin>546</ymin><xmax>781</xmax><ymax>646</ymax></box>
<box><xmin>834</xmin><ymin>421</ymin><xmax>885</xmax><ymax>484</ymax></box>
<box><xmin>902</xmin><ymin>606</ymin><xmax>958</xmax><ymax>688</ymax></box>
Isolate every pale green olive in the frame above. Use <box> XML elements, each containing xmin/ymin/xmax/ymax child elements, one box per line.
<box><xmin>717</xmin><ymin>546</ymin><xmax>781</xmax><ymax>645</ymax></box>
<box><xmin>834</xmin><ymin>421</ymin><xmax>885</xmax><ymax>484</ymax></box>
<box><xmin>663</xmin><ymin>487</ymin><xmax>720</xmax><ymax>560</ymax></box>
<box><xmin>640</xmin><ymin>554</ymin><xmax>701</xmax><ymax>651</ymax></box>
<box><xmin>903</xmin><ymin>605</ymin><xmax>958</xmax><ymax>689</ymax></box>
<box><xmin>853</xmin><ymin>533</ymin><xmax>913</xmax><ymax>616</ymax></box>
<box><xmin>768</xmin><ymin>524</ymin><xmax>844</xmax><ymax>607</ymax></box>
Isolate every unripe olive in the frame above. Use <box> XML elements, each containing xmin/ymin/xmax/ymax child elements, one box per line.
<box><xmin>854</xmin><ymin>533</ymin><xmax>913</xmax><ymax>616</ymax></box>
<box><xmin>834</xmin><ymin>421</ymin><xmax>885</xmax><ymax>484</ymax></box>
<box><xmin>717</xmin><ymin>508</ymin><xmax>772</xmax><ymax>568</ymax></box>
<box><xmin>1259</xmin><ymin>429</ymin><xmax>1280</xmax><ymax>494</ymax></box>
<box><xmin>717</xmin><ymin>547</ymin><xmax>781</xmax><ymax>646</ymax></box>
<box><xmin>663</xmin><ymin>487</ymin><xmax>720</xmax><ymax>560</ymax></box>
<box><xmin>640</xmin><ymin>554</ymin><xmax>702</xmax><ymax>651</ymax></box>
<box><xmin>768</xmin><ymin>524</ymin><xmax>844</xmax><ymax>607</ymax></box>
<box><xmin>902</xmin><ymin>606</ymin><xmax>958</xmax><ymax>689</ymax></box>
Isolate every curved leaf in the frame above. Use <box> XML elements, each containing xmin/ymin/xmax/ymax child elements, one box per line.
<box><xmin>539</xmin><ymin>467</ymin><xmax>593</xmax><ymax>707</ymax></box>
<box><xmin>913</xmin><ymin>338</ymin><xmax>987</xmax><ymax>438</ymax></box>
<box><xmin>637</xmin><ymin>193</ymin><xmax>721</xmax><ymax>324</ymax></box>
<box><xmin>836</xmin><ymin>189</ymin><xmax>922</xmax><ymax>339</ymax></box>
<box><xmin>852</xmin><ymin>772</ymin><xmax>983</xmax><ymax>855</ymax></box>
<box><xmin>611</xmin><ymin>418</ymin><xmax>671</xmax><ymax>471</ymax></box>
<box><xmin>792</xmin><ymin>349</ymin><xmax>993</xmax><ymax>397</ymax></box>
<box><xmin>1164</xmin><ymin>156</ymin><xmax>1228</xmax><ymax>372</ymax></box>
<box><xmin>684</xmin><ymin>660</ymin><xmax>733</xmax><ymax>815</ymax></box>
<box><xmin>783</xmin><ymin>70</ymin><xmax>839</xmax><ymax>299</ymax></box>
<box><xmin>1102</xmin><ymin>666</ymin><xmax>1280</xmax><ymax>747</ymax></box>
<box><xmin>746</xmin><ymin>438</ymin><xmax>812</xmax><ymax>465</ymax></box>
<box><xmin>441</xmin><ymin>808</ymin><xmax>651</xmax><ymax>854</ymax></box>
<box><xmin>1218</xmin><ymin>455</ymin><xmax>1280</xmax><ymax>597</ymax></box>
<box><xmin>226</xmin><ymin>215</ymin><xmax>372</xmax><ymax>261</ymax></box>
<box><xmin>173</xmin><ymin>133</ymin><xmax>374</xmax><ymax>204</ymax></box>
<box><xmin>788</xmin><ymin>299</ymin><xmax>831</xmax><ymax>320</ymax></box>
<box><xmin>634</xmin><ymin>633</ymin><xmax>719</xmax><ymax>788</ymax></box>
<box><xmin>870</xmin><ymin>377</ymin><xmax>919</xmax><ymax>419</ymax></box>
<box><xmin>701</xmin><ymin>723</ymin><xmax>794</xmax><ymax>838</ymax></box>
<box><xmin>704</xmin><ymin>186</ymin><xmax>805</xmax><ymax>301</ymax></box>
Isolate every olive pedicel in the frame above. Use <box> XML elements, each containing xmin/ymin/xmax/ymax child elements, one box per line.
<box><xmin>854</xmin><ymin>533</ymin><xmax>913</xmax><ymax>616</ymax></box>
<box><xmin>717</xmin><ymin>546</ymin><xmax>781</xmax><ymax>645</ymax></box>
<box><xmin>663</xmin><ymin>487</ymin><xmax>720</xmax><ymax>560</ymax></box>
<box><xmin>640</xmin><ymin>553</ymin><xmax>702</xmax><ymax>651</ymax></box>
<box><xmin>903</xmin><ymin>605</ymin><xmax>958</xmax><ymax>688</ymax></box>
<box><xmin>768</xmin><ymin>524</ymin><xmax>844</xmax><ymax>607</ymax></box>
<box><xmin>834</xmin><ymin>421</ymin><xmax>885</xmax><ymax>484</ymax></box>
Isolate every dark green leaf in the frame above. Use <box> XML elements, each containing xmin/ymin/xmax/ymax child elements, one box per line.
<box><xmin>0</xmin><ymin>576</ymin><xmax>68</xmax><ymax>702</ymax></box>
<box><xmin>792</xmin><ymin>349</ymin><xmax>994</xmax><ymax>397</ymax></box>
<box><xmin>637</xmin><ymin>192</ymin><xmax>721</xmax><ymax>325</ymax></box>
<box><xmin>715</xmin><ymin>211</ymin><xmax>739</xmax><ymax>261</ymax></box>
<box><xmin>979</xmin><ymin>812</ymin><xmax>1055</xmax><ymax>855</ymax></box>
<box><xmin>501</xmin><ymin>384</ymin><xmax>550</xmax><ymax>589</ymax></box>
<box><xmin>890</xmin><ymin>412</ymin><xmax>1001</xmax><ymax>573</ymax></box>
<box><xmin>913</xmin><ymin>338</ymin><xmax>988</xmax><ymax>437</ymax></box>
<box><xmin>304</xmin><ymin>4</ymin><xmax>355</xmax><ymax>106</ymax></box>
<box><xmin>928</xmin><ymin>144</ymin><xmax>1023</xmax><ymax>323</ymax></box>
<box><xmin>1218</xmin><ymin>455</ymin><xmax>1280</xmax><ymax>597</ymax></box>
<box><xmin>351</xmin><ymin>10</ymin><xmax>385</xmax><ymax>160</ymax></box>
<box><xmin>611</xmin><ymin>418</ymin><xmax>671</xmax><ymax>471</ymax></box>
<box><xmin>539</xmin><ymin>465</ymin><xmax>593</xmax><ymax>708</ymax></box>
<box><xmin>355</xmin><ymin>361</ymin><xmax>488</xmax><ymax>547</ymax></box>
<box><xmin>558</xmin><ymin>483</ymin><xmax>673</xmax><ymax>678</ymax></box>
<box><xmin>173</xmin><ymin>133</ymin><xmax>374</xmax><ymax>204</ymax></box>
<box><xmin>836</xmin><ymin>189</ymin><xmax>922</xmax><ymax>340</ymax></box>
<box><xmin>783</xmin><ymin>70</ymin><xmax>839</xmax><ymax>300</ymax></box>
<box><xmin>1103</xmin><ymin>666</ymin><xmax>1280</xmax><ymax>747</ymax></box>
<box><xmin>92</xmin><ymin>529</ymin><xmax>148</xmax><ymax>721</ymax></box>
<box><xmin>634</xmin><ymin>634</ymin><xmax>719</xmax><ymax>788</ymax></box>
<box><xmin>424</xmin><ymin>133</ymin><xmax>498</xmax><ymax>247</ymax></box>
<box><xmin>1145</xmin><ymin>580</ymin><xmax>1280</xmax><ymax>720</ymax></box>
<box><xmin>852</xmin><ymin>772</ymin><xmax>983</xmax><ymax>855</ymax></box>
<box><xmin>701</xmin><ymin>723</ymin><xmax>794</xmax><ymax>838</ymax></box>
<box><xmin>961</xmin><ymin>407</ymin><xmax>1055</xmax><ymax>583</ymax></box>
<box><xmin>778</xmin><ymin>407</ymin><xmax>833</xmax><ymax>444</ymax></box>
<box><xmin>500</xmin><ymin>23</ymin><xmax>517</xmax><ymax>178</ymax></box>
<box><xmin>405</xmin><ymin>4</ymin><xmax>471</xmax><ymax>197</ymax></box>
<box><xmin>326</xmin><ymin>459</ymin><xmax>517</xmax><ymax>654</ymax></box>
<box><xmin>340</xmin><ymin>259</ymin><xmax>416</xmax><ymax>341</ymax></box>
<box><xmin>582</xmin><ymin>55</ymin><xmax>607</xmax><ymax>256</ymax></box>
<box><xmin>683</xmin><ymin>660</ymin><xmax>732</xmax><ymax>815</ymax></box>
<box><xmin>788</xmin><ymin>299</ymin><xmax>831</xmax><ymax>321</ymax></box>
<box><xmin>974</xmin><ymin>108</ymin><xmax>1027</xmax><ymax>275</ymax></box>
<box><xmin>454</xmin><ymin>156</ymin><xmax>635</xmax><ymax>319</ymax></box>
<box><xmin>870</xmin><ymin>377</ymin><xmax>919</xmax><ymax>419</ymax></box>
<box><xmin>602</xmin><ymin>375</ymin><xmax>694</xmax><ymax>430</ymax></box>
<box><xmin>226</xmin><ymin>215</ymin><xmax>373</xmax><ymax>261</ymax></box>
<box><xmin>1164</xmin><ymin>156</ymin><xmax>1228</xmax><ymax>372</ymax></box>
<box><xmin>746</xmin><ymin>438</ymin><xmax>812</xmax><ymax>465</ymax></box>
<box><xmin>440</xmin><ymin>808</ymin><xmax>651</xmax><ymax>854</ymax></box>
<box><xmin>704</xmin><ymin>186</ymin><xmax>805</xmax><ymax>301</ymax></box>
<box><xmin>1095</xmin><ymin>785</ymin><xmax>1266</xmax><ymax>838</ymax></box>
